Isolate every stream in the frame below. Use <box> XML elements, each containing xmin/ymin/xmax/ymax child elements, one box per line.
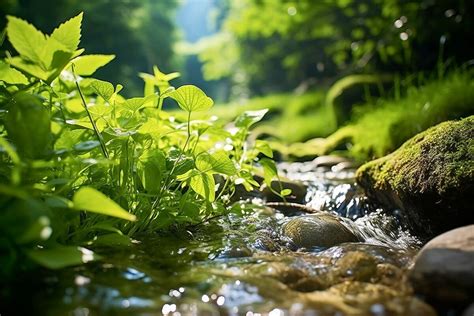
<box><xmin>10</xmin><ymin>160</ymin><xmax>436</xmax><ymax>315</ymax></box>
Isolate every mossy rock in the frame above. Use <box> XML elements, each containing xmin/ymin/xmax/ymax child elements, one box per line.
<box><xmin>356</xmin><ymin>116</ymin><xmax>474</xmax><ymax>237</ymax></box>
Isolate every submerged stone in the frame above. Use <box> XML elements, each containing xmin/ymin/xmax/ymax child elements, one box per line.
<box><xmin>356</xmin><ymin>116</ymin><xmax>474</xmax><ymax>237</ymax></box>
<box><xmin>282</xmin><ymin>214</ymin><xmax>360</xmax><ymax>249</ymax></box>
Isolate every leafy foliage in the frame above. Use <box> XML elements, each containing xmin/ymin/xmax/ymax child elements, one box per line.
<box><xmin>0</xmin><ymin>14</ymin><xmax>275</xmax><ymax>276</ymax></box>
<box><xmin>1</xmin><ymin>0</ymin><xmax>179</xmax><ymax>96</ymax></box>
<box><xmin>196</xmin><ymin>0</ymin><xmax>474</xmax><ymax>95</ymax></box>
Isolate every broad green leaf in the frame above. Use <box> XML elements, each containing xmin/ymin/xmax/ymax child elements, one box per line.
<box><xmin>6</xmin><ymin>15</ymin><xmax>46</xmax><ymax>64</ymax></box>
<box><xmin>255</xmin><ymin>140</ymin><xmax>273</xmax><ymax>158</ymax></box>
<box><xmin>45</xmin><ymin>49</ymin><xmax>74</xmax><ymax>82</ymax></box>
<box><xmin>0</xmin><ymin>61</ymin><xmax>28</xmax><ymax>84</ymax></box>
<box><xmin>153</xmin><ymin>65</ymin><xmax>180</xmax><ymax>82</ymax></box>
<box><xmin>71</xmin><ymin>54</ymin><xmax>115</xmax><ymax>76</ymax></box>
<box><xmin>90</xmin><ymin>79</ymin><xmax>114</xmax><ymax>101</ymax></box>
<box><xmin>5</xmin><ymin>92</ymin><xmax>51</xmax><ymax>159</ymax></box>
<box><xmin>235</xmin><ymin>109</ymin><xmax>268</xmax><ymax>128</ymax></box>
<box><xmin>260</xmin><ymin>158</ymin><xmax>278</xmax><ymax>188</ymax></box>
<box><xmin>44</xmin><ymin>196</ymin><xmax>74</xmax><ymax>209</ymax></box>
<box><xmin>65</xmin><ymin>117</ymin><xmax>106</xmax><ymax>132</ymax></box>
<box><xmin>190</xmin><ymin>172</ymin><xmax>215</xmax><ymax>202</ymax></box>
<box><xmin>137</xmin><ymin>150</ymin><xmax>166</xmax><ymax>193</ymax></box>
<box><xmin>26</xmin><ymin>246</ymin><xmax>101</xmax><ymax>269</ymax></box>
<box><xmin>50</xmin><ymin>12</ymin><xmax>83</xmax><ymax>51</ymax></box>
<box><xmin>122</xmin><ymin>95</ymin><xmax>157</xmax><ymax>112</ymax></box>
<box><xmin>141</xmin><ymin>75</ymin><xmax>155</xmax><ymax>97</ymax></box>
<box><xmin>196</xmin><ymin>151</ymin><xmax>237</xmax><ymax>175</ymax></box>
<box><xmin>8</xmin><ymin>56</ymin><xmax>48</xmax><ymax>80</ymax></box>
<box><xmin>280</xmin><ymin>189</ymin><xmax>292</xmax><ymax>197</ymax></box>
<box><xmin>176</xmin><ymin>169</ymin><xmax>200</xmax><ymax>182</ymax></box>
<box><xmin>169</xmin><ymin>85</ymin><xmax>213</xmax><ymax>112</ymax></box>
<box><xmin>73</xmin><ymin>187</ymin><xmax>136</xmax><ymax>221</ymax></box>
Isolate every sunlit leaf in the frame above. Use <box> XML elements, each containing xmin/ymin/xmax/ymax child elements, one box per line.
<box><xmin>196</xmin><ymin>151</ymin><xmax>236</xmax><ymax>175</ymax></box>
<box><xmin>235</xmin><ymin>109</ymin><xmax>268</xmax><ymax>128</ymax></box>
<box><xmin>50</xmin><ymin>12</ymin><xmax>83</xmax><ymax>52</ymax></box>
<box><xmin>26</xmin><ymin>246</ymin><xmax>101</xmax><ymax>269</ymax></box>
<box><xmin>0</xmin><ymin>61</ymin><xmax>28</xmax><ymax>84</ymax></box>
<box><xmin>255</xmin><ymin>140</ymin><xmax>273</xmax><ymax>158</ymax></box>
<box><xmin>260</xmin><ymin>157</ymin><xmax>278</xmax><ymax>188</ymax></box>
<box><xmin>153</xmin><ymin>65</ymin><xmax>180</xmax><ymax>82</ymax></box>
<box><xmin>73</xmin><ymin>187</ymin><xmax>136</xmax><ymax>221</ymax></box>
<box><xmin>71</xmin><ymin>54</ymin><xmax>115</xmax><ymax>76</ymax></box>
<box><xmin>169</xmin><ymin>85</ymin><xmax>213</xmax><ymax>112</ymax></box>
<box><xmin>190</xmin><ymin>172</ymin><xmax>215</xmax><ymax>202</ymax></box>
<box><xmin>6</xmin><ymin>15</ymin><xmax>46</xmax><ymax>64</ymax></box>
<box><xmin>8</xmin><ymin>56</ymin><xmax>48</xmax><ymax>80</ymax></box>
<box><xmin>122</xmin><ymin>94</ymin><xmax>157</xmax><ymax>112</ymax></box>
<box><xmin>90</xmin><ymin>79</ymin><xmax>114</xmax><ymax>101</ymax></box>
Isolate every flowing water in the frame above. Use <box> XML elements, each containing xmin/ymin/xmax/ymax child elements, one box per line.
<box><xmin>6</xmin><ymin>160</ymin><xmax>436</xmax><ymax>315</ymax></box>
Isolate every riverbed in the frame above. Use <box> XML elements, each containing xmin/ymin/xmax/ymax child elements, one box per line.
<box><xmin>8</xmin><ymin>160</ymin><xmax>436</xmax><ymax>315</ymax></box>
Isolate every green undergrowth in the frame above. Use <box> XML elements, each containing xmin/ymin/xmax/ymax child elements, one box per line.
<box><xmin>274</xmin><ymin>71</ymin><xmax>474</xmax><ymax>161</ymax></box>
<box><xmin>172</xmin><ymin>90</ymin><xmax>337</xmax><ymax>143</ymax></box>
<box><xmin>0</xmin><ymin>14</ymin><xmax>287</xmax><ymax>276</ymax></box>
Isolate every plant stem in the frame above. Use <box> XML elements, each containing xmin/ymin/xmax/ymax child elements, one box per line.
<box><xmin>71</xmin><ymin>64</ymin><xmax>109</xmax><ymax>159</ymax></box>
<box><xmin>149</xmin><ymin>111</ymin><xmax>192</xmax><ymax>222</ymax></box>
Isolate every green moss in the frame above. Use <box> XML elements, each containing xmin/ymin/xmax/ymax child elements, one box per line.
<box><xmin>277</xmin><ymin>72</ymin><xmax>474</xmax><ymax>161</ymax></box>
<box><xmin>359</xmin><ymin>116</ymin><xmax>474</xmax><ymax>195</ymax></box>
<box><xmin>355</xmin><ymin>116</ymin><xmax>473</xmax><ymax>236</ymax></box>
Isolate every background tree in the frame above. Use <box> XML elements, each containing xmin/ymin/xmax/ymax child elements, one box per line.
<box><xmin>0</xmin><ymin>0</ymin><xmax>179</xmax><ymax>96</ymax></box>
<box><xmin>197</xmin><ymin>0</ymin><xmax>474</xmax><ymax>97</ymax></box>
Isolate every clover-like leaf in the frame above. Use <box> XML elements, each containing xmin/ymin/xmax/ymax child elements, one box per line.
<box><xmin>169</xmin><ymin>85</ymin><xmax>213</xmax><ymax>112</ymax></box>
<box><xmin>89</xmin><ymin>79</ymin><xmax>114</xmax><ymax>102</ymax></box>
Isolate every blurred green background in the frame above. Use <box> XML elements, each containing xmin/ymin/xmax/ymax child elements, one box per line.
<box><xmin>1</xmin><ymin>0</ymin><xmax>472</xmax><ymax>99</ymax></box>
<box><xmin>1</xmin><ymin>0</ymin><xmax>473</xmax><ymax>160</ymax></box>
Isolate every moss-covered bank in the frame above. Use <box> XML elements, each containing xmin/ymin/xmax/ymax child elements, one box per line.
<box><xmin>356</xmin><ymin>116</ymin><xmax>474</xmax><ymax>237</ymax></box>
<box><xmin>273</xmin><ymin>72</ymin><xmax>474</xmax><ymax>161</ymax></box>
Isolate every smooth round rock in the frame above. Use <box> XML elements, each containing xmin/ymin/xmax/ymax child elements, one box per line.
<box><xmin>282</xmin><ymin>214</ymin><xmax>360</xmax><ymax>249</ymax></box>
<box><xmin>409</xmin><ymin>225</ymin><xmax>474</xmax><ymax>303</ymax></box>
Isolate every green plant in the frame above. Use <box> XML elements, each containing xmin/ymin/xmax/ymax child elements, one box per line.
<box><xmin>0</xmin><ymin>13</ymin><xmax>281</xmax><ymax>276</ymax></box>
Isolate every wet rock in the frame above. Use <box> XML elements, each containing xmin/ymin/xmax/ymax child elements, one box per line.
<box><xmin>304</xmin><ymin>281</ymin><xmax>436</xmax><ymax>316</ymax></box>
<box><xmin>312</xmin><ymin>155</ymin><xmax>351</xmax><ymax>168</ymax></box>
<box><xmin>409</xmin><ymin>225</ymin><xmax>474</xmax><ymax>304</ymax></box>
<box><xmin>356</xmin><ymin>116</ymin><xmax>474</xmax><ymax>237</ymax></box>
<box><xmin>331</xmin><ymin>161</ymin><xmax>357</xmax><ymax>172</ymax></box>
<box><xmin>266</xmin><ymin>202</ymin><xmax>320</xmax><ymax>216</ymax></box>
<box><xmin>261</xmin><ymin>179</ymin><xmax>307</xmax><ymax>203</ymax></box>
<box><xmin>219</xmin><ymin>245</ymin><xmax>253</xmax><ymax>258</ymax></box>
<box><xmin>282</xmin><ymin>214</ymin><xmax>360</xmax><ymax>249</ymax></box>
<box><xmin>334</xmin><ymin>251</ymin><xmax>378</xmax><ymax>282</ymax></box>
<box><xmin>252</xmin><ymin>229</ymin><xmax>283</xmax><ymax>252</ymax></box>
